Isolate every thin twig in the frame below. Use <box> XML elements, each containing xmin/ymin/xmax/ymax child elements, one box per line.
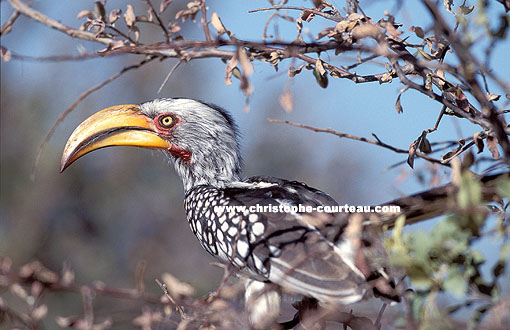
<box><xmin>31</xmin><ymin>56</ymin><xmax>156</xmax><ymax>180</ymax></box>
<box><xmin>200</xmin><ymin>0</ymin><xmax>212</xmax><ymax>42</ymax></box>
<box><xmin>8</xmin><ymin>0</ymin><xmax>112</xmax><ymax>45</ymax></box>
<box><xmin>0</xmin><ymin>10</ymin><xmax>20</xmax><ymax>35</ymax></box>
<box><xmin>144</xmin><ymin>0</ymin><xmax>170</xmax><ymax>43</ymax></box>
<box><xmin>268</xmin><ymin>118</ymin><xmax>447</xmax><ymax>166</ymax></box>
<box><xmin>106</xmin><ymin>25</ymin><xmax>137</xmax><ymax>45</ymax></box>
<box><xmin>155</xmin><ymin>278</ymin><xmax>186</xmax><ymax>319</ymax></box>
<box><xmin>0</xmin><ymin>46</ymin><xmax>103</xmax><ymax>62</ymax></box>
<box><xmin>157</xmin><ymin>60</ymin><xmax>183</xmax><ymax>94</ymax></box>
<box><xmin>249</xmin><ymin>5</ymin><xmax>342</xmax><ymax>22</ymax></box>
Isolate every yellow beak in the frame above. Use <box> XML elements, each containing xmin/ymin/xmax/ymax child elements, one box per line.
<box><xmin>60</xmin><ymin>104</ymin><xmax>172</xmax><ymax>172</ymax></box>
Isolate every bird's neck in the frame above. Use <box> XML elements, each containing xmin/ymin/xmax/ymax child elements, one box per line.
<box><xmin>173</xmin><ymin>151</ymin><xmax>242</xmax><ymax>192</ymax></box>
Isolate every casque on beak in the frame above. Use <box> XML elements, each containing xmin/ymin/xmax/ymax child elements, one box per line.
<box><xmin>60</xmin><ymin>104</ymin><xmax>172</xmax><ymax>172</ymax></box>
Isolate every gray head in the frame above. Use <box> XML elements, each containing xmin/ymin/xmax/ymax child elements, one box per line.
<box><xmin>60</xmin><ymin>98</ymin><xmax>243</xmax><ymax>191</ymax></box>
<box><xmin>140</xmin><ymin>98</ymin><xmax>242</xmax><ymax>190</ymax></box>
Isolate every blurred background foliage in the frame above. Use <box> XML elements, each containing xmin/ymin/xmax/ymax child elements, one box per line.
<box><xmin>1</xmin><ymin>0</ymin><xmax>509</xmax><ymax>329</ymax></box>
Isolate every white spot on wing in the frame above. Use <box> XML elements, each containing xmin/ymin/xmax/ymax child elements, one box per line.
<box><xmin>237</xmin><ymin>240</ymin><xmax>249</xmax><ymax>258</ymax></box>
<box><xmin>252</xmin><ymin>222</ymin><xmax>265</xmax><ymax>236</ymax></box>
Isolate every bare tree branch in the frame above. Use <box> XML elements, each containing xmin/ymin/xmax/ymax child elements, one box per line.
<box><xmin>268</xmin><ymin>118</ymin><xmax>449</xmax><ymax>166</ymax></box>
<box><xmin>8</xmin><ymin>0</ymin><xmax>113</xmax><ymax>45</ymax></box>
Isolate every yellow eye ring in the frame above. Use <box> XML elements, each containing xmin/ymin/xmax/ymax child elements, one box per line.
<box><xmin>158</xmin><ymin>114</ymin><xmax>175</xmax><ymax>128</ymax></box>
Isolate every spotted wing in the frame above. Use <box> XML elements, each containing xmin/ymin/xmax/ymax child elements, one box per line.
<box><xmin>221</xmin><ymin>177</ymin><xmax>394</xmax><ymax>304</ymax></box>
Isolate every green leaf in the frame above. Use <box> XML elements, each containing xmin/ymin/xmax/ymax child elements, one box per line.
<box><xmin>457</xmin><ymin>171</ymin><xmax>482</xmax><ymax>209</ymax></box>
<box><xmin>443</xmin><ymin>270</ymin><xmax>468</xmax><ymax>297</ymax></box>
<box><xmin>496</xmin><ymin>177</ymin><xmax>510</xmax><ymax>198</ymax></box>
<box><xmin>313</xmin><ymin>67</ymin><xmax>329</xmax><ymax>88</ymax></box>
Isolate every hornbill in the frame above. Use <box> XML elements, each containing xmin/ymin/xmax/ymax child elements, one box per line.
<box><xmin>60</xmin><ymin>98</ymin><xmax>503</xmax><ymax>326</ymax></box>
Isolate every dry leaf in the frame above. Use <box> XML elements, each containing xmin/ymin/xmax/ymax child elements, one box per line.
<box><xmin>133</xmin><ymin>307</ymin><xmax>163</xmax><ymax>329</ymax></box>
<box><xmin>1</xmin><ymin>48</ymin><xmax>11</xmax><ymax>62</ymax></box>
<box><xmin>444</xmin><ymin>0</ymin><xmax>454</xmax><ymax>13</ymax></box>
<box><xmin>77</xmin><ymin>10</ymin><xmax>94</xmax><ymax>20</ymax></box>
<box><xmin>279</xmin><ymin>88</ymin><xmax>293</xmax><ymax>112</ymax></box>
<box><xmin>124</xmin><ymin>5</ymin><xmax>136</xmax><ymax>28</ymax></box>
<box><xmin>31</xmin><ymin>305</ymin><xmax>48</xmax><ymax>321</ymax></box>
<box><xmin>224</xmin><ymin>55</ymin><xmax>238</xmax><ymax>85</ymax></box>
<box><xmin>487</xmin><ymin>93</ymin><xmax>501</xmax><ymax>101</ymax></box>
<box><xmin>351</xmin><ymin>23</ymin><xmax>381</xmax><ymax>39</ymax></box>
<box><xmin>94</xmin><ymin>1</ymin><xmax>107</xmax><ymax>22</ymax></box>
<box><xmin>348</xmin><ymin>13</ymin><xmax>364</xmax><ymax>20</ymax></box>
<box><xmin>379</xmin><ymin>71</ymin><xmax>393</xmax><ymax>83</ymax></box>
<box><xmin>409</xmin><ymin>26</ymin><xmax>425</xmax><ymax>38</ymax></box>
<box><xmin>238</xmin><ymin>48</ymin><xmax>253</xmax><ymax>76</ymax></box>
<box><xmin>419</xmin><ymin>136</ymin><xmax>432</xmax><ymax>154</ymax></box>
<box><xmin>335</xmin><ymin>20</ymin><xmax>358</xmax><ymax>33</ymax></box>
<box><xmin>162</xmin><ymin>272</ymin><xmax>195</xmax><ymax>297</ymax></box>
<box><xmin>395</xmin><ymin>93</ymin><xmax>403</xmax><ymax>113</ymax></box>
<box><xmin>486</xmin><ymin>136</ymin><xmax>500</xmax><ymax>159</ymax></box>
<box><xmin>109</xmin><ymin>9</ymin><xmax>122</xmax><ymax>24</ymax></box>
<box><xmin>455</xmin><ymin>89</ymin><xmax>470</xmax><ymax>112</ymax></box>
<box><xmin>407</xmin><ymin>139</ymin><xmax>420</xmax><ymax>168</ymax></box>
<box><xmin>288</xmin><ymin>63</ymin><xmax>306</xmax><ymax>77</ymax></box>
<box><xmin>210</xmin><ymin>12</ymin><xmax>227</xmax><ymax>37</ymax></box>
<box><xmin>160</xmin><ymin>0</ymin><xmax>173</xmax><ymax>14</ymax></box>
<box><xmin>473</xmin><ymin>132</ymin><xmax>484</xmax><ymax>153</ymax></box>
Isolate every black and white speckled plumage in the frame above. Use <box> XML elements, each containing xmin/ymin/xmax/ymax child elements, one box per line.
<box><xmin>137</xmin><ymin>98</ymin><xmax>399</xmax><ymax>306</ymax></box>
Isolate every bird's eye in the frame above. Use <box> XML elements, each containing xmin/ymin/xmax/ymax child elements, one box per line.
<box><xmin>158</xmin><ymin>114</ymin><xmax>175</xmax><ymax>128</ymax></box>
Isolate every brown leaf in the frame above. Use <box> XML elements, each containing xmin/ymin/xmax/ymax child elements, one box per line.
<box><xmin>1</xmin><ymin>48</ymin><xmax>11</xmax><ymax>62</ymax></box>
<box><xmin>487</xmin><ymin>92</ymin><xmax>501</xmax><ymax>101</ymax></box>
<box><xmin>379</xmin><ymin>72</ymin><xmax>393</xmax><ymax>83</ymax></box>
<box><xmin>94</xmin><ymin>1</ymin><xmax>107</xmax><ymax>22</ymax></box>
<box><xmin>162</xmin><ymin>272</ymin><xmax>195</xmax><ymax>297</ymax></box>
<box><xmin>133</xmin><ymin>307</ymin><xmax>163</xmax><ymax>329</ymax></box>
<box><xmin>351</xmin><ymin>23</ymin><xmax>381</xmax><ymax>39</ymax></box>
<box><xmin>335</xmin><ymin>19</ymin><xmax>358</xmax><ymax>33</ymax></box>
<box><xmin>455</xmin><ymin>88</ymin><xmax>470</xmax><ymax>112</ymax></box>
<box><xmin>146</xmin><ymin>8</ymin><xmax>153</xmax><ymax>22</ymax></box>
<box><xmin>486</xmin><ymin>136</ymin><xmax>501</xmax><ymax>159</ymax></box>
<box><xmin>31</xmin><ymin>305</ymin><xmax>48</xmax><ymax>321</ymax></box>
<box><xmin>442</xmin><ymin>150</ymin><xmax>456</xmax><ymax>162</ymax></box>
<box><xmin>288</xmin><ymin>63</ymin><xmax>306</xmax><ymax>77</ymax></box>
<box><xmin>238</xmin><ymin>48</ymin><xmax>253</xmax><ymax>76</ymax></box>
<box><xmin>77</xmin><ymin>10</ymin><xmax>94</xmax><ymax>20</ymax></box>
<box><xmin>210</xmin><ymin>12</ymin><xmax>227</xmax><ymax>37</ymax></box>
<box><xmin>279</xmin><ymin>88</ymin><xmax>293</xmax><ymax>112</ymax></box>
<box><xmin>407</xmin><ymin>139</ymin><xmax>420</xmax><ymax>168</ymax></box>
<box><xmin>124</xmin><ymin>5</ymin><xmax>136</xmax><ymax>28</ymax></box>
<box><xmin>160</xmin><ymin>0</ymin><xmax>173</xmax><ymax>14</ymax></box>
<box><xmin>224</xmin><ymin>55</ymin><xmax>238</xmax><ymax>85</ymax></box>
<box><xmin>419</xmin><ymin>137</ymin><xmax>432</xmax><ymax>154</ymax></box>
<box><xmin>316</xmin><ymin>27</ymin><xmax>335</xmax><ymax>40</ymax></box>
<box><xmin>109</xmin><ymin>9</ymin><xmax>122</xmax><ymax>25</ymax></box>
<box><xmin>295</xmin><ymin>17</ymin><xmax>303</xmax><ymax>41</ymax></box>
<box><xmin>395</xmin><ymin>93</ymin><xmax>403</xmax><ymax>113</ymax></box>
<box><xmin>473</xmin><ymin>132</ymin><xmax>484</xmax><ymax>154</ymax></box>
<box><xmin>348</xmin><ymin>13</ymin><xmax>364</xmax><ymax>20</ymax></box>
<box><xmin>409</xmin><ymin>26</ymin><xmax>425</xmax><ymax>38</ymax></box>
<box><xmin>301</xmin><ymin>10</ymin><xmax>315</xmax><ymax>22</ymax></box>
<box><xmin>444</xmin><ymin>0</ymin><xmax>454</xmax><ymax>13</ymax></box>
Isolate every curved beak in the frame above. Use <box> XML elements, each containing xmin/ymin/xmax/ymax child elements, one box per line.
<box><xmin>60</xmin><ymin>104</ymin><xmax>172</xmax><ymax>172</ymax></box>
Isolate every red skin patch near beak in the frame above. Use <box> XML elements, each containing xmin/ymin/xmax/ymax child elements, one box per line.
<box><xmin>169</xmin><ymin>144</ymin><xmax>191</xmax><ymax>163</ymax></box>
